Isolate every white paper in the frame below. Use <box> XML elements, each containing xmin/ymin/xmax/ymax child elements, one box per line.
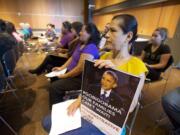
<box><xmin>49</xmin><ymin>99</ymin><xmax>81</xmax><ymax>135</ymax></box>
<box><xmin>45</xmin><ymin>68</ymin><xmax>67</xmax><ymax>78</ymax></box>
<box><xmin>99</xmin><ymin>37</ymin><xmax>107</xmax><ymax>49</ymax></box>
<box><xmin>135</xmin><ymin>37</ymin><xmax>149</xmax><ymax>42</ymax></box>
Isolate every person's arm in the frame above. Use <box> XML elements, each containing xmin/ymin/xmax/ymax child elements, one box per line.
<box><xmin>55</xmin><ymin>48</ymin><xmax>68</xmax><ymax>53</ymax></box>
<box><xmin>67</xmin><ymin>96</ymin><xmax>81</xmax><ymax>116</ymax></box>
<box><xmin>129</xmin><ymin>73</ymin><xmax>145</xmax><ymax>113</ymax></box>
<box><xmin>58</xmin><ymin>53</ymin><xmax>94</xmax><ymax>78</ymax></box>
<box><xmin>139</xmin><ymin>50</ymin><xmax>146</xmax><ymax>60</ymax></box>
<box><xmin>52</xmin><ymin>57</ymin><xmax>72</xmax><ymax>71</ymax></box>
<box><xmin>147</xmin><ymin>54</ymin><xmax>171</xmax><ymax>69</ymax></box>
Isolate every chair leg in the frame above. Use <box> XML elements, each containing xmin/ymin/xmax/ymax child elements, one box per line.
<box><xmin>126</xmin><ymin>102</ymin><xmax>140</xmax><ymax>135</ymax></box>
<box><xmin>129</xmin><ymin>103</ymin><xmax>140</xmax><ymax>135</ymax></box>
<box><xmin>0</xmin><ymin>116</ymin><xmax>18</xmax><ymax>135</ymax></box>
<box><xmin>5</xmin><ymin>80</ymin><xmax>23</xmax><ymax>107</ymax></box>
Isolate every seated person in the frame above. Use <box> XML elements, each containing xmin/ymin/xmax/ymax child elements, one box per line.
<box><xmin>24</xmin><ymin>23</ymin><xmax>33</xmax><ymax>38</ymax></box>
<box><xmin>0</xmin><ymin>19</ymin><xmax>17</xmax><ymax>59</ymax></box>
<box><xmin>44</xmin><ymin>23</ymin><xmax>56</xmax><ymax>41</ymax></box>
<box><xmin>140</xmin><ymin>27</ymin><xmax>172</xmax><ymax>81</ymax></box>
<box><xmin>56</xmin><ymin>21</ymin><xmax>74</xmax><ymax>49</ymax></box>
<box><xmin>48</xmin><ymin>23</ymin><xmax>100</xmax><ymax>106</ymax></box>
<box><xmin>98</xmin><ymin>23</ymin><xmax>111</xmax><ymax>50</ymax></box>
<box><xmin>29</xmin><ymin>21</ymin><xmax>83</xmax><ymax>74</ymax></box>
<box><xmin>6</xmin><ymin>21</ymin><xmax>24</xmax><ymax>44</ymax></box>
<box><xmin>36</xmin><ymin>23</ymin><xmax>56</xmax><ymax>50</ymax></box>
<box><xmin>162</xmin><ymin>87</ymin><xmax>180</xmax><ymax>135</ymax></box>
<box><xmin>42</xmin><ymin>14</ymin><xmax>147</xmax><ymax>135</ymax></box>
<box><xmin>19</xmin><ymin>22</ymin><xmax>31</xmax><ymax>40</ymax></box>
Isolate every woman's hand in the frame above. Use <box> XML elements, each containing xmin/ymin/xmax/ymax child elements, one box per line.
<box><xmin>57</xmin><ymin>74</ymin><xmax>67</xmax><ymax>79</ymax></box>
<box><xmin>94</xmin><ymin>60</ymin><xmax>115</xmax><ymax>69</ymax></box>
<box><xmin>52</xmin><ymin>67</ymin><xmax>61</xmax><ymax>71</ymax></box>
<box><xmin>67</xmin><ymin>99</ymin><xmax>81</xmax><ymax>116</ymax></box>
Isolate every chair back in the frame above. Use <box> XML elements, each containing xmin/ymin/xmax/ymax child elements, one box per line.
<box><xmin>13</xmin><ymin>45</ymin><xmax>20</xmax><ymax>61</ymax></box>
<box><xmin>130</xmin><ymin>41</ymin><xmax>149</xmax><ymax>56</ymax></box>
<box><xmin>0</xmin><ymin>62</ymin><xmax>6</xmax><ymax>92</ymax></box>
<box><xmin>2</xmin><ymin>49</ymin><xmax>16</xmax><ymax>76</ymax></box>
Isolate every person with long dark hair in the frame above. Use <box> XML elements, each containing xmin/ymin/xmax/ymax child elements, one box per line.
<box><xmin>42</xmin><ymin>14</ymin><xmax>147</xmax><ymax>135</ymax></box>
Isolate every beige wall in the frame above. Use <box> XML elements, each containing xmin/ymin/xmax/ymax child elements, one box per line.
<box><xmin>93</xmin><ymin>1</ymin><xmax>180</xmax><ymax>38</ymax></box>
<box><xmin>0</xmin><ymin>0</ymin><xmax>84</xmax><ymax>29</ymax></box>
<box><xmin>95</xmin><ymin>0</ymin><xmax>126</xmax><ymax>9</ymax></box>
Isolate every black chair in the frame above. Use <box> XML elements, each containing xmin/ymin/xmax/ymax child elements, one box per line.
<box><xmin>13</xmin><ymin>45</ymin><xmax>20</xmax><ymax>62</ymax></box>
<box><xmin>0</xmin><ymin>62</ymin><xmax>18</xmax><ymax>135</ymax></box>
<box><xmin>1</xmin><ymin>49</ymin><xmax>18</xmax><ymax>89</ymax></box>
<box><xmin>142</xmin><ymin>55</ymin><xmax>174</xmax><ymax>127</ymax></box>
<box><xmin>1</xmin><ymin>49</ymin><xmax>16</xmax><ymax>77</ymax></box>
<box><xmin>126</xmin><ymin>102</ymin><xmax>141</xmax><ymax>135</ymax></box>
<box><xmin>130</xmin><ymin>41</ymin><xmax>149</xmax><ymax>56</ymax></box>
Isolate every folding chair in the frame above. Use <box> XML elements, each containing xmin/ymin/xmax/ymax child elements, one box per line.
<box><xmin>126</xmin><ymin>101</ymin><xmax>141</xmax><ymax>135</ymax></box>
<box><xmin>2</xmin><ymin>48</ymin><xmax>25</xmax><ymax>85</ymax></box>
<box><xmin>142</xmin><ymin>56</ymin><xmax>174</xmax><ymax>109</ymax></box>
<box><xmin>0</xmin><ymin>62</ymin><xmax>18</xmax><ymax>135</ymax></box>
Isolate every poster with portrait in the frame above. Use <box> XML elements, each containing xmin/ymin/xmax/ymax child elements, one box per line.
<box><xmin>81</xmin><ymin>60</ymin><xmax>142</xmax><ymax>135</ymax></box>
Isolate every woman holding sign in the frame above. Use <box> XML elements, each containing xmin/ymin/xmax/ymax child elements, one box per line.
<box><xmin>42</xmin><ymin>14</ymin><xmax>148</xmax><ymax>135</ymax></box>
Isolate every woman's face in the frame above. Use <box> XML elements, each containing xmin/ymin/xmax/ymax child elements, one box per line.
<box><xmin>107</xmin><ymin>19</ymin><xmax>128</xmax><ymax>51</ymax></box>
<box><xmin>61</xmin><ymin>25</ymin><xmax>67</xmax><ymax>34</ymax></box>
<box><xmin>71</xmin><ymin>28</ymin><xmax>77</xmax><ymax>36</ymax></box>
<box><xmin>79</xmin><ymin>26</ymin><xmax>90</xmax><ymax>42</ymax></box>
<box><xmin>151</xmin><ymin>30</ymin><xmax>163</xmax><ymax>45</ymax></box>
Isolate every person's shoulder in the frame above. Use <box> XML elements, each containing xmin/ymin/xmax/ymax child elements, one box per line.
<box><xmin>160</xmin><ymin>44</ymin><xmax>171</xmax><ymax>53</ymax></box>
<box><xmin>161</xmin><ymin>44</ymin><xmax>170</xmax><ymax>49</ymax></box>
<box><xmin>130</xmin><ymin>56</ymin><xmax>144</xmax><ymax>64</ymax></box>
<box><xmin>129</xmin><ymin>56</ymin><xmax>148</xmax><ymax>75</ymax></box>
<box><xmin>100</xmin><ymin>51</ymin><xmax>113</xmax><ymax>60</ymax></box>
<box><xmin>84</xmin><ymin>43</ymin><xmax>98</xmax><ymax>51</ymax></box>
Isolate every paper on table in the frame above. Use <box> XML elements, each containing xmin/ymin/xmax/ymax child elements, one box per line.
<box><xmin>49</xmin><ymin>99</ymin><xmax>81</xmax><ymax>135</ymax></box>
<box><xmin>45</xmin><ymin>68</ymin><xmax>67</xmax><ymax>78</ymax></box>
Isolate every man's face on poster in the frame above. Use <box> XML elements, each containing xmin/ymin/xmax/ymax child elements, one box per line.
<box><xmin>101</xmin><ymin>72</ymin><xmax>117</xmax><ymax>91</ymax></box>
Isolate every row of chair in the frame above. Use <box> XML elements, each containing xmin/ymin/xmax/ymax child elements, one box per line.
<box><xmin>0</xmin><ymin>42</ymin><xmax>24</xmax><ymax>135</ymax></box>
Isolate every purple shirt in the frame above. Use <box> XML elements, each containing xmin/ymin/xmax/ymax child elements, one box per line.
<box><xmin>59</xmin><ymin>32</ymin><xmax>74</xmax><ymax>48</ymax></box>
<box><xmin>67</xmin><ymin>43</ymin><xmax>99</xmax><ymax>71</ymax></box>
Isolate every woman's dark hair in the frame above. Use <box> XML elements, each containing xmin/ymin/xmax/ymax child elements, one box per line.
<box><xmin>6</xmin><ymin>22</ymin><xmax>16</xmax><ymax>35</ymax></box>
<box><xmin>112</xmin><ymin>14</ymin><xmax>138</xmax><ymax>44</ymax></box>
<box><xmin>155</xmin><ymin>27</ymin><xmax>168</xmax><ymax>43</ymax></box>
<box><xmin>47</xmin><ymin>23</ymin><xmax>55</xmax><ymax>29</ymax></box>
<box><xmin>62</xmin><ymin>21</ymin><xmax>72</xmax><ymax>32</ymax></box>
<box><xmin>85</xmin><ymin>23</ymin><xmax>100</xmax><ymax>45</ymax></box>
<box><xmin>0</xmin><ymin>19</ymin><xmax>6</xmax><ymax>32</ymax></box>
<box><xmin>71</xmin><ymin>21</ymin><xmax>83</xmax><ymax>36</ymax></box>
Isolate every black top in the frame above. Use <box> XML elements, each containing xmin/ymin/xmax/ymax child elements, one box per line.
<box><xmin>143</xmin><ymin>43</ymin><xmax>171</xmax><ymax>72</ymax></box>
<box><xmin>0</xmin><ymin>32</ymin><xmax>17</xmax><ymax>59</ymax></box>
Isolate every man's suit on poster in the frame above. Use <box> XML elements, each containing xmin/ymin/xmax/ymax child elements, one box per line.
<box><xmin>86</xmin><ymin>84</ymin><xmax>125</xmax><ymax>127</ymax></box>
